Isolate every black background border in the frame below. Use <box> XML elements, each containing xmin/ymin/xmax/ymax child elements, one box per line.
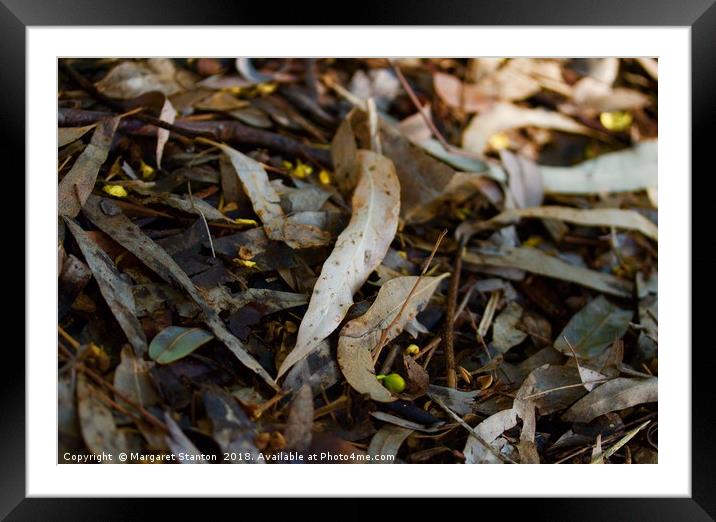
<box><xmin>2</xmin><ymin>0</ymin><xmax>712</xmax><ymax>519</ymax></box>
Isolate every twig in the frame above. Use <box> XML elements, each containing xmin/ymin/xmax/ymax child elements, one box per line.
<box><xmin>371</xmin><ymin>229</ymin><xmax>447</xmax><ymax>364</ymax></box>
<box><xmin>521</xmin><ymin>380</ymin><xmax>611</xmax><ymax>401</ymax></box>
<box><xmin>388</xmin><ymin>59</ymin><xmax>453</xmax><ymax>153</ymax></box>
<box><xmin>367</xmin><ymin>97</ymin><xmax>382</xmax><ymax>154</ymax></box>
<box><xmin>443</xmin><ymin>238</ymin><xmax>466</xmax><ymax>388</ymax></box>
<box><xmin>431</xmin><ymin>395</ymin><xmax>515</xmax><ymax>464</ymax></box>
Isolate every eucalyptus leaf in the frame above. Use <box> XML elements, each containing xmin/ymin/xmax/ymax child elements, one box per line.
<box><xmin>149</xmin><ymin>326</ymin><xmax>215</xmax><ymax>364</ymax></box>
<box><xmin>554</xmin><ymin>296</ymin><xmax>632</xmax><ymax>359</ymax></box>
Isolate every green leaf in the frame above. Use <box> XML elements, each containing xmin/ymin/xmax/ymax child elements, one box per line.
<box><xmin>554</xmin><ymin>296</ymin><xmax>632</xmax><ymax>359</ymax></box>
<box><xmin>149</xmin><ymin>326</ymin><xmax>214</xmax><ymax>364</ymax></box>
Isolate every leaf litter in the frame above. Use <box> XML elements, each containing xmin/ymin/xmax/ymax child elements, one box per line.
<box><xmin>58</xmin><ymin>57</ymin><xmax>658</xmax><ymax>464</ymax></box>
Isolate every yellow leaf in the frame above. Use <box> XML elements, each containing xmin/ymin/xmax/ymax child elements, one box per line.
<box><xmin>139</xmin><ymin>160</ymin><xmax>155</xmax><ymax>179</ymax></box>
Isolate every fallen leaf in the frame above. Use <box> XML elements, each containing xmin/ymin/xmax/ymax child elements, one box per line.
<box><xmin>463</xmin><ymin>408</ymin><xmax>518</xmax><ymax>464</ymax></box>
<box><xmin>562</xmin><ymin>377</ymin><xmax>657</xmax><ymax>423</ymax></box>
<box><xmin>572</xmin><ymin>77</ymin><xmax>650</xmax><ymax>113</ymax></box>
<box><xmin>156</xmin><ymin>97</ymin><xmax>177</xmax><ymax>168</ymax></box>
<box><xmin>58</xmin><ymin>117</ymin><xmax>120</xmax><ymax>217</ymax></box>
<box><xmin>427</xmin><ymin>385</ymin><xmax>480</xmax><ymax>416</ymax></box>
<box><xmin>203</xmin><ymin>386</ymin><xmax>262</xmax><ymax>463</ymax></box>
<box><xmin>58</xmin><ymin>124</ymin><xmax>95</xmax><ymax>147</ymax></box>
<box><xmin>282</xmin><ymin>340</ymin><xmax>340</xmax><ymax>396</ymax></box>
<box><xmin>278</xmin><ymin>150</ymin><xmax>401</xmax><ymax>377</ymax></box>
<box><xmin>541</xmin><ymin>141</ymin><xmax>657</xmax><ymax>195</ymax></box>
<box><xmin>77</xmin><ymin>373</ymin><xmax>128</xmax><ymax>460</ymax></box>
<box><xmin>337</xmin><ymin>274</ymin><xmax>448</xmax><ymax>401</ymax></box>
<box><xmin>114</xmin><ymin>345</ymin><xmax>160</xmax><ymax>408</ymax></box>
<box><xmin>492</xmin><ymin>301</ymin><xmax>527</xmax><ymax>353</ymax></box>
<box><xmin>463</xmin><ymin>247</ymin><xmax>634</xmax><ymax>298</ymax></box>
<box><xmin>554</xmin><ymin>296</ymin><xmax>633</xmax><ymax>359</ymax></box>
<box><xmin>457</xmin><ymin>205</ymin><xmax>658</xmax><ymax>243</ymax></box>
<box><xmin>283</xmin><ymin>384</ymin><xmax>314</xmax><ymax>452</ymax></box>
<box><xmin>163</xmin><ymin>412</ymin><xmax>207</xmax><ymax>464</ymax></box>
<box><xmin>367</xmin><ymin>425</ymin><xmax>413</xmax><ymax>463</ymax></box>
<box><xmin>149</xmin><ymin>326</ymin><xmax>215</xmax><ymax>364</ymax></box>
<box><xmin>96</xmin><ymin>58</ymin><xmax>192</xmax><ymax>99</ymax></box>
<box><xmin>82</xmin><ymin>196</ymin><xmax>278</xmax><ymax>390</ymax></box>
<box><xmin>462</xmin><ymin>102</ymin><xmax>593</xmax><ymax>155</ymax></box>
<box><xmin>64</xmin><ymin>218</ymin><xmax>147</xmax><ymax>355</ymax></box>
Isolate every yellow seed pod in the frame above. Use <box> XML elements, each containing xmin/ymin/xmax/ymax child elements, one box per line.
<box><xmin>318</xmin><ymin>169</ymin><xmax>332</xmax><ymax>185</ymax></box>
<box><xmin>404</xmin><ymin>344</ymin><xmax>420</xmax><ymax>356</ymax></box>
<box><xmin>292</xmin><ymin>159</ymin><xmax>313</xmax><ymax>179</ymax></box>
<box><xmin>458</xmin><ymin>366</ymin><xmax>472</xmax><ymax>384</ymax></box>
<box><xmin>600</xmin><ymin>111</ymin><xmax>633</xmax><ymax>132</ymax></box>
<box><xmin>234</xmin><ymin>218</ymin><xmax>258</xmax><ymax>226</ymax></box>
<box><xmin>377</xmin><ymin>373</ymin><xmax>406</xmax><ymax>394</ymax></box>
<box><xmin>102</xmin><ymin>184</ymin><xmax>128</xmax><ymax>198</ymax></box>
<box><xmin>233</xmin><ymin>258</ymin><xmax>257</xmax><ymax>268</ymax></box>
<box><xmin>523</xmin><ymin>235</ymin><xmax>543</xmax><ymax>248</ymax></box>
<box><xmin>139</xmin><ymin>160</ymin><xmax>155</xmax><ymax>179</ymax></box>
<box><xmin>256</xmin><ymin>82</ymin><xmax>278</xmax><ymax>95</ymax></box>
<box><xmin>488</xmin><ymin>132</ymin><xmax>510</xmax><ymax>151</ymax></box>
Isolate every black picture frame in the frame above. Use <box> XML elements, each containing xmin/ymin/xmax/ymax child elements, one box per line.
<box><xmin>4</xmin><ymin>0</ymin><xmax>712</xmax><ymax>519</ymax></box>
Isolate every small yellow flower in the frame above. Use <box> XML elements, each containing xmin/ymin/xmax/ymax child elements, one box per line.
<box><xmin>102</xmin><ymin>184</ymin><xmax>128</xmax><ymax>198</ymax></box>
<box><xmin>600</xmin><ymin>111</ymin><xmax>633</xmax><ymax>132</ymax></box>
<box><xmin>318</xmin><ymin>169</ymin><xmax>332</xmax><ymax>185</ymax></box>
<box><xmin>488</xmin><ymin>132</ymin><xmax>510</xmax><ymax>151</ymax></box>
<box><xmin>256</xmin><ymin>82</ymin><xmax>278</xmax><ymax>95</ymax></box>
<box><xmin>292</xmin><ymin>159</ymin><xmax>313</xmax><ymax>179</ymax></box>
<box><xmin>139</xmin><ymin>160</ymin><xmax>155</xmax><ymax>179</ymax></box>
<box><xmin>233</xmin><ymin>258</ymin><xmax>257</xmax><ymax>268</ymax></box>
<box><xmin>404</xmin><ymin>344</ymin><xmax>420</xmax><ymax>356</ymax></box>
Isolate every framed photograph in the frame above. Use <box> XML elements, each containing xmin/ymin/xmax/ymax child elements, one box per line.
<box><xmin>5</xmin><ymin>0</ymin><xmax>712</xmax><ymax>518</ymax></box>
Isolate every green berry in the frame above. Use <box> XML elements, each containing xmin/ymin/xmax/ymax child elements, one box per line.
<box><xmin>377</xmin><ymin>373</ymin><xmax>406</xmax><ymax>393</ymax></box>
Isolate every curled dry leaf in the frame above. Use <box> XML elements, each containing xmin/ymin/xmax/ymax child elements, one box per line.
<box><xmin>96</xmin><ymin>58</ymin><xmax>192</xmax><ymax>99</ymax></box>
<box><xmin>337</xmin><ymin>274</ymin><xmax>448</xmax><ymax>402</ymax></box>
<box><xmin>58</xmin><ymin>117</ymin><xmax>120</xmax><ymax>217</ymax></box>
<box><xmin>462</xmin><ymin>102</ymin><xmax>593</xmax><ymax>156</ymax></box>
<box><xmin>64</xmin><ymin>218</ymin><xmax>147</xmax><ymax>356</ymax></box>
<box><xmin>562</xmin><ymin>377</ymin><xmax>658</xmax><ymax>423</ymax></box>
<box><xmin>457</xmin><ymin>206</ymin><xmax>658</xmax><ymax>243</ymax></box>
<box><xmin>463</xmin><ymin>408</ymin><xmax>518</xmax><ymax>464</ymax></box>
<box><xmin>278</xmin><ymin>150</ymin><xmax>401</xmax><ymax>377</ymax></box>
<box><xmin>82</xmin><ymin>196</ymin><xmax>278</xmax><ymax>390</ymax></box>
<box><xmin>541</xmin><ymin>141</ymin><xmax>657</xmax><ymax>195</ymax></box>
<box><xmin>554</xmin><ymin>296</ymin><xmax>633</xmax><ymax>359</ymax></box>
<box><xmin>463</xmin><ymin>247</ymin><xmax>634</xmax><ymax>298</ymax></box>
<box><xmin>282</xmin><ymin>340</ymin><xmax>340</xmax><ymax>396</ymax></box>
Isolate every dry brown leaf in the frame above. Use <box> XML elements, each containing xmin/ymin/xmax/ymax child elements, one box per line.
<box><xmin>457</xmin><ymin>205</ymin><xmax>658</xmax><ymax>242</ymax></box>
<box><xmin>463</xmin><ymin>247</ymin><xmax>634</xmax><ymax>298</ymax></box>
<box><xmin>64</xmin><ymin>218</ymin><xmax>147</xmax><ymax>356</ymax></box>
<box><xmin>337</xmin><ymin>274</ymin><xmax>448</xmax><ymax>402</ymax></box>
<box><xmin>562</xmin><ymin>377</ymin><xmax>658</xmax><ymax>423</ymax></box>
<box><xmin>77</xmin><ymin>373</ymin><xmax>129</xmax><ymax>459</ymax></box>
<box><xmin>277</xmin><ymin>150</ymin><xmax>401</xmax><ymax>377</ymax></box>
<box><xmin>367</xmin><ymin>425</ymin><xmax>413</xmax><ymax>463</ymax></box>
<box><xmin>463</xmin><ymin>408</ymin><xmax>518</xmax><ymax>464</ymax></box>
<box><xmin>58</xmin><ymin>117</ymin><xmax>120</xmax><ymax>217</ymax></box>
<box><xmin>462</xmin><ymin>102</ymin><xmax>593</xmax><ymax>155</ymax></box>
<box><xmin>58</xmin><ymin>124</ymin><xmax>95</xmax><ymax>148</ymax></box>
<box><xmin>96</xmin><ymin>58</ymin><xmax>192</xmax><ymax>99</ymax></box>
<box><xmin>156</xmin><ymin>97</ymin><xmax>176</xmax><ymax>168</ymax></box>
